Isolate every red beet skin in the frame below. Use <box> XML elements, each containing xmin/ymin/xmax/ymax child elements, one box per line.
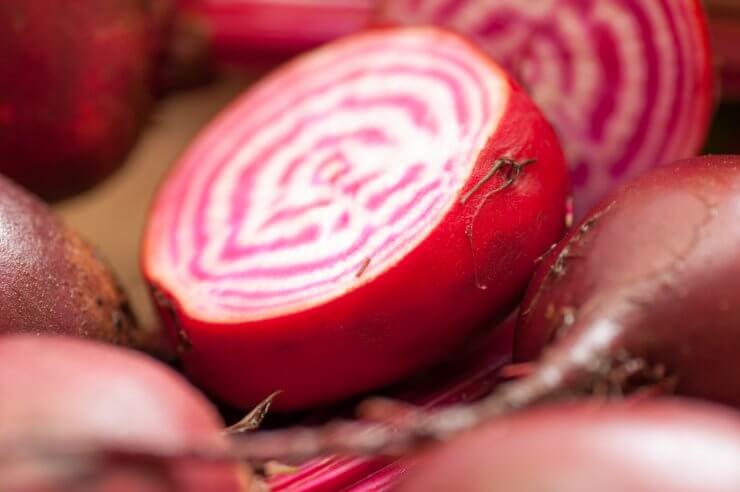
<box><xmin>398</xmin><ymin>400</ymin><xmax>740</xmax><ymax>492</ymax></box>
<box><xmin>0</xmin><ymin>0</ymin><xmax>172</xmax><ymax>201</ymax></box>
<box><xmin>0</xmin><ymin>336</ymin><xmax>249</xmax><ymax>492</ymax></box>
<box><xmin>380</xmin><ymin>0</ymin><xmax>715</xmax><ymax>215</ymax></box>
<box><xmin>512</xmin><ymin>155</ymin><xmax>740</xmax><ymax>409</ymax></box>
<box><xmin>143</xmin><ymin>27</ymin><xmax>570</xmax><ymax>411</ymax></box>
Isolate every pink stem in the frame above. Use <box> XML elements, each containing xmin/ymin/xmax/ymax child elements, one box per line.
<box><xmin>179</xmin><ymin>0</ymin><xmax>375</xmax><ymax>63</ymax></box>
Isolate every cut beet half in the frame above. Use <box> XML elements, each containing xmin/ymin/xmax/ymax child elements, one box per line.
<box><xmin>143</xmin><ymin>27</ymin><xmax>570</xmax><ymax>411</ymax></box>
<box><xmin>380</xmin><ymin>0</ymin><xmax>714</xmax><ymax>215</ymax></box>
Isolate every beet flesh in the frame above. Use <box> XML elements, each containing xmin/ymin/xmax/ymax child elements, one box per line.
<box><xmin>143</xmin><ymin>27</ymin><xmax>570</xmax><ymax>410</ymax></box>
<box><xmin>379</xmin><ymin>0</ymin><xmax>715</xmax><ymax>215</ymax></box>
<box><xmin>0</xmin><ymin>175</ymin><xmax>142</xmax><ymax>346</ymax></box>
<box><xmin>513</xmin><ymin>155</ymin><xmax>740</xmax><ymax>409</ymax></box>
<box><xmin>0</xmin><ymin>335</ymin><xmax>248</xmax><ymax>492</ymax></box>
<box><xmin>398</xmin><ymin>399</ymin><xmax>740</xmax><ymax>492</ymax></box>
<box><xmin>0</xmin><ymin>0</ymin><xmax>172</xmax><ymax>201</ymax></box>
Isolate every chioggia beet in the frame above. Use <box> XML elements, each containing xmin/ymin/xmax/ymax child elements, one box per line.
<box><xmin>0</xmin><ymin>0</ymin><xmax>174</xmax><ymax>201</ymax></box>
<box><xmin>143</xmin><ymin>27</ymin><xmax>570</xmax><ymax>410</ymax></box>
<box><xmin>380</xmin><ymin>0</ymin><xmax>715</xmax><ymax>214</ymax></box>
<box><xmin>0</xmin><ymin>175</ymin><xmax>147</xmax><ymax>346</ymax></box>
<box><xmin>397</xmin><ymin>400</ymin><xmax>740</xmax><ymax>492</ymax></box>
<box><xmin>0</xmin><ymin>336</ymin><xmax>250</xmax><ymax>492</ymax></box>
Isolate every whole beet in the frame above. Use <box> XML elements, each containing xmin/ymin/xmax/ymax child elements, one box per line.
<box><xmin>398</xmin><ymin>400</ymin><xmax>740</xmax><ymax>492</ymax></box>
<box><xmin>0</xmin><ymin>175</ymin><xmax>142</xmax><ymax>345</ymax></box>
<box><xmin>0</xmin><ymin>0</ymin><xmax>173</xmax><ymax>201</ymax></box>
<box><xmin>0</xmin><ymin>335</ymin><xmax>249</xmax><ymax>492</ymax></box>
<box><xmin>511</xmin><ymin>155</ymin><xmax>740</xmax><ymax>408</ymax></box>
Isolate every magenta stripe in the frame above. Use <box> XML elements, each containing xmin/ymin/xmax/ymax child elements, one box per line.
<box><xmin>365</xmin><ymin>164</ymin><xmax>425</xmax><ymax>210</ymax></box>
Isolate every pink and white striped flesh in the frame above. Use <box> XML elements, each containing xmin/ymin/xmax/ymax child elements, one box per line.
<box><xmin>143</xmin><ymin>27</ymin><xmax>569</xmax><ymax>410</ymax></box>
<box><xmin>380</xmin><ymin>0</ymin><xmax>714</xmax><ymax>215</ymax></box>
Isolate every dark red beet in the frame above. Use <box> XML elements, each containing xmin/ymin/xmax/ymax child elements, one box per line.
<box><xmin>0</xmin><ymin>335</ymin><xmax>249</xmax><ymax>492</ymax></box>
<box><xmin>143</xmin><ymin>27</ymin><xmax>570</xmax><ymax>411</ymax></box>
<box><xmin>0</xmin><ymin>0</ymin><xmax>173</xmax><ymax>201</ymax></box>
<box><xmin>397</xmin><ymin>399</ymin><xmax>740</xmax><ymax>492</ymax></box>
<box><xmin>0</xmin><ymin>175</ymin><xmax>144</xmax><ymax>346</ymax></box>
<box><xmin>508</xmin><ymin>155</ymin><xmax>740</xmax><ymax>410</ymax></box>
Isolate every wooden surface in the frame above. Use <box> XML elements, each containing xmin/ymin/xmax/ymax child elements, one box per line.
<box><xmin>56</xmin><ymin>76</ymin><xmax>251</xmax><ymax>328</ymax></box>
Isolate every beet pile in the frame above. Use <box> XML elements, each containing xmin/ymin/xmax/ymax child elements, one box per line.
<box><xmin>2</xmin><ymin>1</ymin><xmax>740</xmax><ymax>491</ymax></box>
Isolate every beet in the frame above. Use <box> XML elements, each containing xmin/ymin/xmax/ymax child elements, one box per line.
<box><xmin>380</xmin><ymin>0</ymin><xmax>715</xmax><ymax>215</ymax></box>
<box><xmin>0</xmin><ymin>175</ymin><xmax>143</xmax><ymax>346</ymax></box>
<box><xmin>0</xmin><ymin>0</ymin><xmax>173</xmax><ymax>201</ymax></box>
<box><xmin>143</xmin><ymin>27</ymin><xmax>570</xmax><ymax>411</ymax></box>
<box><xmin>500</xmin><ymin>155</ymin><xmax>740</xmax><ymax>411</ymax></box>
<box><xmin>0</xmin><ymin>335</ymin><xmax>248</xmax><ymax>492</ymax></box>
<box><xmin>397</xmin><ymin>399</ymin><xmax>740</xmax><ymax>492</ymax></box>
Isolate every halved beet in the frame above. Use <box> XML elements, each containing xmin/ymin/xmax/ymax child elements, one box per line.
<box><xmin>0</xmin><ymin>0</ymin><xmax>173</xmax><ymax>201</ymax></box>
<box><xmin>380</xmin><ymin>0</ymin><xmax>715</xmax><ymax>215</ymax></box>
<box><xmin>397</xmin><ymin>399</ymin><xmax>740</xmax><ymax>492</ymax></box>
<box><xmin>0</xmin><ymin>335</ymin><xmax>248</xmax><ymax>492</ymax></box>
<box><xmin>0</xmin><ymin>175</ymin><xmax>145</xmax><ymax>346</ymax></box>
<box><xmin>143</xmin><ymin>27</ymin><xmax>570</xmax><ymax>410</ymax></box>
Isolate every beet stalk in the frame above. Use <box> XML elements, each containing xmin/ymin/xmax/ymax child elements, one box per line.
<box><xmin>267</xmin><ymin>317</ymin><xmax>514</xmax><ymax>491</ymax></box>
<box><xmin>379</xmin><ymin>0</ymin><xmax>715</xmax><ymax>215</ymax></box>
<box><xmin>0</xmin><ymin>335</ymin><xmax>248</xmax><ymax>492</ymax></box>
<box><xmin>143</xmin><ymin>26</ymin><xmax>570</xmax><ymax>411</ymax></box>
<box><xmin>397</xmin><ymin>400</ymin><xmax>740</xmax><ymax>492</ymax></box>
<box><xmin>177</xmin><ymin>0</ymin><xmax>374</xmax><ymax>61</ymax></box>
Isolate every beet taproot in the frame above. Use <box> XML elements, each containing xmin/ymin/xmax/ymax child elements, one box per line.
<box><xmin>143</xmin><ymin>27</ymin><xmax>570</xmax><ymax>411</ymax></box>
<box><xmin>0</xmin><ymin>335</ymin><xmax>249</xmax><ymax>492</ymax></box>
<box><xmin>0</xmin><ymin>0</ymin><xmax>173</xmax><ymax>201</ymax></box>
<box><xmin>0</xmin><ymin>175</ymin><xmax>142</xmax><ymax>345</ymax></box>
<box><xmin>380</xmin><ymin>0</ymin><xmax>715</xmax><ymax>215</ymax></box>
<box><xmin>397</xmin><ymin>399</ymin><xmax>740</xmax><ymax>492</ymax></box>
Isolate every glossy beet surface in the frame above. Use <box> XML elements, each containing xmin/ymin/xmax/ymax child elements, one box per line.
<box><xmin>514</xmin><ymin>155</ymin><xmax>740</xmax><ymax>408</ymax></box>
<box><xmin>143</xmin><ymin>27</ymin><xmax>570</xmax><ymax>410</ymax></box>
<box><xmin>0</xmin><ymin>175</ymin><xmax>142</xmax><ymax>344</ymax></box>
<box><xmin>398</xmin><ymin>400</ymin><xmax>740</xmax><ymax>492</ymax></box>
<box><xmin>0</xmin><ymin>335</ymin><xmax>249</xmax><ymax>492</ymax></box>
<box><xmin>0</xmin><ymin>0</ymin><xmax>172</xmax><ymax>201</ymax></box>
